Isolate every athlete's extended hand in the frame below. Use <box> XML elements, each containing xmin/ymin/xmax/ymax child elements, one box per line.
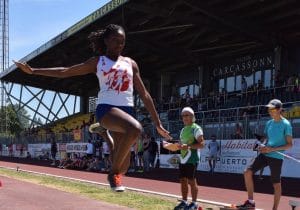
<box><xmin>259</xmin><ymin>146</ymin><xmax>273</xmax><ymax>153</ymax></box>
<box><xmin>156</xmin><ymin>124</ymin><xmax>172</xmax><ymax>140</ymax></box>
<box><xmin>179</xmin><ymin>144</ymin><xmax>189</xmax><ymax>150</ymax></box>
<box><xmin>13</xmin><ymin>60</ymin><xmax>33</xmax><ymax>74</ymax></box>
<box><xmin>162</xmin><ymin>141</ymin><xmax>180</xmax><ymax>151</ymax></box>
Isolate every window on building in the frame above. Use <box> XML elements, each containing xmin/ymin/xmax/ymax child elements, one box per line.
<box><xmin>217</xmin><ymin>69</ymin><xmax>274</xmax><ymax>93</ymax></box>
<box><xmin>245</xmin><ymin>74</ymin><xmax>254</xmax><ymax>88</ymax></box>
<box><xmin>179</xmin><ymin>84</ymin><xmax>200</xmax><ymax>98</ymax></box>
<box><xmin>264</xmin><ymin>69</ymin><xmax>272</xmax><ymax>88</ymax></box>
<box><xmin>236</xmin><ymin>75</ymin><xmax>241</xmax><ymax>91</ymax></box>
<box><xmin>179</xmin><ymin>86</ymin><xmax>188</xmax><ymax>98</ymax></box>
<box><xmin>255</xmin><ymin>71</ymin><xmax>261</xmax><ymax>84</ymax></box>
<box><xmin>226</xmin><ymin>76</ymin><xmax>235</xmax><ymax>92</ymax></box>
<box><xmin>190</xmin><ymin>84</ymin><xmax>200</xmax><ymax>97</ymax></box>
<box><xmin>219</xmin><ymin>79</ymin><xmax>225</xmax><ymax>93</ymax></box>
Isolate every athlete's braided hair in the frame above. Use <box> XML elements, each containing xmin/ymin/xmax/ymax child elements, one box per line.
<box><xmin>88</xmin><ymin>24</ymin><xmax>125</xmax><ymax>55</ymax></box>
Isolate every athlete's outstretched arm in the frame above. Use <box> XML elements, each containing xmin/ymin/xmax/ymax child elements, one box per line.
<box><xmin>131</xmin><ymin>59</ymin><xmax>172</xmax><ymax>140</ymax></box>
<box><xmin>14</xmin><ymin>57</ymin><xmax>98</xmax><ymax>78</ymax></box>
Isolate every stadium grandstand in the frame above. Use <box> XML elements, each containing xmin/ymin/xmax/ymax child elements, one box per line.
<box><xmin>0</xmin><ymin>0</ymin><xmax>300</xmax><ymax>176</ymax></box>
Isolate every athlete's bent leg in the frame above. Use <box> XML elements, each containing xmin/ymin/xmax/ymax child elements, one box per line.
<box><xmin>100</xmin><ymin>108</ymin><xmax>142</xmax><ymax>175</ymax></box>
<box><xmin>111</xmin><ymin>132</ymin><xmax>131</xmax><ymax>174</ymax></box>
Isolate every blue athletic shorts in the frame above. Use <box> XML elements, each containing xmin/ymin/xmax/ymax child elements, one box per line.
<box><xmin>95</xmin><ymin>104</ymin><xmax>134</xmax><ymax>122</ymax></box>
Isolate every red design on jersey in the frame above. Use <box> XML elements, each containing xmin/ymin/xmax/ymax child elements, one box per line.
<box><xmin>103</xmin><ymin>68</ymin><xmax>130</xmax><ymax>93</ymax></box>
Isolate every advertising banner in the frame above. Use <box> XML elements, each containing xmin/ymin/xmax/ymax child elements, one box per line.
<box><xmin>159</xmin><ymin>154</ymin><xmax>180</xmax><ymax>169</ymax></box>
<box><xmin>198</xmin><ymin>139</ymin><xmax>257</xmax><ymax>174</ymax></box>
<box><xmin>160</xmin><ymin>139</ymin><xmax>300</xmax><ymax>178</ymax></box>
<box><xmin>58</xmin><ymin>143</ymin><xmax>67</xmax><ymax>152</ymax></box>
<box><xmin>66</xmin><ymin>143</ymin><xmax>88</xmax><ymax>153</ymax></box>
<box><xmin>27</xmin><ymin>144</ymin><xmax>51</xmax><ymax>158</ymax></box>
<box><xmin>73</xmin><ymin>129</ymin><xmax>81</xmax><ymax>141</ymax></box>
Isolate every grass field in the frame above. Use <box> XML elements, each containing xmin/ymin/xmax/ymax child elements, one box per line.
<box><xmin>0</xmin><ymin>167</ymin><xmax>219</xmax><ymax>210</ymax></box>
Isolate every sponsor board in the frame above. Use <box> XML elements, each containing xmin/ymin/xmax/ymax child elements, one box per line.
<box><xmin>160</xmin><ymin>139</ymin><xmax>300</xmax><ymax>178</ymax></box>
<box><xmin>198</xmin><ymin>139</ymin><xmax>257</xmax><ymax>174</ymax></box>
<box><xmin>198</xmin><ymin>156</ymin><xmax>254</xmax><ymax>173</ymax></box>
<box><xmin>15</xmin><ymin>144</ymin><xmax>27</xmax><ymax>151</ymax></box>
<box><xmin>9</xmin><ymin>139</ymin><xmax>300</xmax><ymax>178</ymax></box>
<box><xmin>58</xmin><ymin>143</ymin><xmax>67</xmax><ymax>152</ymax></box>
<box><xmin>28</xmin><ymin>144</ymin><xmax>51</xmax><ymax>158</ymax></box>
<box><xmin>66</xmin><ymin>143</ymin><xmax>88</xmax><ymax>153</ymax></box>
<box><xmin>159</xmin><ymin>154</ymin><xmax>180</xmax><ymax>169</ymax></box>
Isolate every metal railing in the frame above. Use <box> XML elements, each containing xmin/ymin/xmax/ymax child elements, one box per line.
<box><xmin>158</xmin><ymin>101</ymin><xmax>300</xmax><ymax>140</ymax></box>
<box><xmin>2</xmin><ymin>98</ymin><xmax>300</xmax><ymax>144</ymax></box>
<box><xmin>155</xmin><ymin>84</ymin><xmax>300</xmax><ymax>112</ymax></box>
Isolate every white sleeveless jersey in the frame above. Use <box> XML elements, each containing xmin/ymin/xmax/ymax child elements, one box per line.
<box><xmin>96</xmin><ymin>56</ymin><xmax>134</xmax><ymax>106</ymax></box>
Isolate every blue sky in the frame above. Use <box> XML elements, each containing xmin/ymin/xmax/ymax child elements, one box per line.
<box><xmin>8</xmin><ymin>0</ymin><xmax>110</xmax><ymax>124</ymax></box>
<box><xmin>10</xmin><ymin>0</ymin><xmax>110</xmax><ymax>63</ymax></box>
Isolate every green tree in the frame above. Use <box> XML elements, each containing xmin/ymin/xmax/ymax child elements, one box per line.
<box><xmin>15</xmin><ymin>104</ymin><xmax>31</xmax><ymax>129</ymax></box>
<box><xmin>32</xmin><ymin>116</ymin><xmax>43</xmax><ymax>127</ymax></box>
<box><xmin>0</xmin><ymin>104</ymin><xmax>31</xmax><ymax>136</ymax></box>
<box><xmin>0</xmin><ymin>107</ymin><xmax>7</xmax><ymax>133</ymax></box>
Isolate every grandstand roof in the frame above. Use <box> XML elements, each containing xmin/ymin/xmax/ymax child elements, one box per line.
<box><xmin>1</xmin><ymin>0</ymin><xmax>300</xmax><ymax>96</ymax></box>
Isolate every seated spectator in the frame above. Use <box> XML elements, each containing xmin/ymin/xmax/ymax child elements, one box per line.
<box><xmin>186</xmin><ymin>94</ymin><xmax>192</xmax><ymax>106</ymax></box>
<box><xmin>275</xmin><ymin>73</ymin><xmax>284</xmax><ymax>87</ymax></box>
<box><xmin>102</xmin><ymin>141</ymin><xmax>111</xmax><ymax>171</ymax></box>
<box><xmin>294</xmin><ymin>74</ymin><xmax>300</xmax><ymax>92</ymax></box>
<box><xmin>58</xmin><ymin>155</ymin><xmax>72</xmax><ymax>168</ymax></box>
<box><xmin>26</xmin><ymin>152</ymin><xmax>31</xmax><ymax>159</ymax></box>
<box><xmin>38</xmin><ymin>151</ymin><xmax>50</xmax><ymax>160</ymax></box>
<box><xmin>242</xmin><ymin>103</ymin><xmax>255</xmax><ymax>119</ymax></box>
<box><xmin>287</xmin><ymin>75</ymin><xmax>295</xmax><ymax>90</ymax></box>
<box><xmin>257</xmin><ymin>79</ymin><xmax>263</xmax><ymax>90</ymax></box>
<box><xmin>86</xmin><ymin>157</ymin><xmax>102</xmax><ymax>172</ymax></box>
<box><xmin>63</xmin><ymin>154</ymin><xmax>81</xmax><ymax>169</ymax></box>
<box><xmin>234</xmin><ymin>123</ymin><xmax>243</xmax><ymax>139</ymax></box>
<box><xmin>78</xmin><ymin>156</ymin><xmax>89</xmax><ymax>170</ymax></box>
<box><xmin>170</xmin><ymin>95</ymin><xmax>176</xmax><ymax>109</ymax></box>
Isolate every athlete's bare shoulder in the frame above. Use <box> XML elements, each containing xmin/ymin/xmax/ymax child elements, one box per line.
<box><xmin>84</xmin><ymin>56</ymin><xmax>100</xmax><ymax>73</ymax></box>
<box><xmin>86</xmin><ymin>56</ymin><xmax>100</xmax><ymax>65</ymax></box>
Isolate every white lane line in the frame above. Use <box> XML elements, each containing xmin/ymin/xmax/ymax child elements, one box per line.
<box><xmin>0</xmin><ymin>165</ymin><xmax>264</xmax><ymax>209</ymax></box>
